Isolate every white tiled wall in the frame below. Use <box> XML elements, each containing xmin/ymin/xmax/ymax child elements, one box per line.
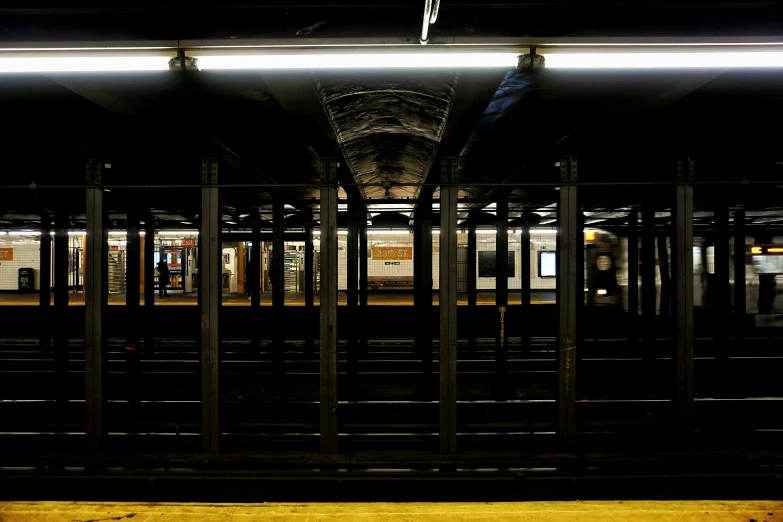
<box><xmin>0</xmin><ymin>239</ymin><xmax>41</xmax><ymax>290</ymax></box>
<box><xmin>322</xmin><ymin>230</ymin><xmax>559</xmax><ymax>292</ymax></box>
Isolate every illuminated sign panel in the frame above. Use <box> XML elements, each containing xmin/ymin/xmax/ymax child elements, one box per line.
<box><xmin>372</xmin><ymin>247</ymin><xmax>412</xmax><ymax>260</ymax></box>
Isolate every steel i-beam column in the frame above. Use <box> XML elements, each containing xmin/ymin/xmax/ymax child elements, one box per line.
<box><xmin>54</xmin><ymin>210</ymin><xmax>69</xmax><ymax>387</ymax></box>
<box><xmin>85</xmin><ymin>160</ymin><xmax>107</xmax><ymax>453</ymax></box>
<box><xmin>714</xmin><ymin>205</ymin><xmax>730</xmax><ymax>363</ymax></box>
<box><xmin>641</xmin><ymin>205</ymin><xmax>656</xmax><ymax>364</ymax></box>
<box><xmin>557</xmin><ymin>158</ymin><xmax>578</xmax><ymax>453</ymax></box>
<box><xmin>126</xmin><ymin>210</ymin><xmax>141</xmax><ymax>404</ymax></box>
<box><xmin>320</xmin><ymin>158</ymin><xmax>338</xmax><ymax>455</ymax></box>
<box><xmin>627</xmin><ymin>210</ymin><xmax>639</xmax><ymax>348</ymax></box>
<box><xmin>520</xmin><ymin>223</ymin><xmax>531</xmax><ymax>350</ymax></box>
<box><xmin>144</xmin><ymin>215</ymin><xmax>155</xmax><ymax>351</ymax></box>
<box><xmin>675</xmin><ymin>159</ymin><xmax>694</xmax><ymax>445</ymax></box>
<box><xmin>273</xmin><ymin>200</ymin><xmax>285</xmax><ymax>376</ymax></box>
<box><xmin>304</xmin><ymin>221</ymin><xmax>315</xmax><ymax>351</ymax></box>
<box><xmin>439</xmin><ymin>158</ymin><xmax>458</xmax><ymax>455</ymax></box>
<box><xmin>419</xmin><ymin>193</ymin><xmax>434</xmax><ymax>382</ymax></box>
<box><xmin>496</xmin><ymin>194</ymin><xmax>509</xmax><ymax>381</ymax></box>
<box><xmin>346</xmin><ymin>203</ymin><xmax>359</xmax><ymax>395</ymax></box>
<box><xmin>39</xmin><ymin>213</ymin><xmax>51</xmax><ymax>350</ymax></box>
<box><xmin>251</xmin><ymin>223</ymin><xmax>262</xmax><ymax>351</ymax></box>
<box><xmin>200</xmin><ymin>159</ymin><xmax>220</xmax><ymax>454</ymax></box>
<box><xmin>734</xmin><ymin>209</ymin><xmax>746</xmax><ymax>347</ymax></box>
<box><xmin>467</xmin><ymin>214</ymin><xmax>477</xmax><ymax>352</ymax></box>
<box><xmin>359</xmin><ymin>221</ymin><xmax>369</xmax><ymax>354</ymax></box>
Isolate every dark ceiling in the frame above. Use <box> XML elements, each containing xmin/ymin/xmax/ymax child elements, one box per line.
<box><xmin>1</xmin><ymin>2</ymin><xmax>783</xmax><ymax>229</ymax></box>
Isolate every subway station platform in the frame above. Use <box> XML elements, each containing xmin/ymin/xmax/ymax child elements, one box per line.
<box><xmin>0</xmin><ymin>291</ymin><xmax>557</xmax><ymax>306</ymax></box>
<box><xmin>0</xmin><ymin>501</ymin><xmax>780</xmax><ymax>521</ymax></box>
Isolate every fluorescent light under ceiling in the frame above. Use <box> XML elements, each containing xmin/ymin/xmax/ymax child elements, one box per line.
<box><xmin>194</xmin><ymin>53</ymin><xmax>520</xmax><ymax>70</ymax></box>
<box><xmin>1</xmin><ymin>49</ymin><xmax>783</xmax><ymax>73</ymax></box>
<box><xmin>0</xmin><ymin>56</ymin><xmax>171</xmax><ymax>73</ymax></box>
<box><xmin>543</xmin><ymin>51</ymin><xmax>783</xmax><ymax>69</ymax></box>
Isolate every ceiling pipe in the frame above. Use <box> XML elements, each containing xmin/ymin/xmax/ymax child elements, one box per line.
<box><xmin>420</xmin><ymin>0</ymin><xmax>441</xmax><ymax>44</ymax></box>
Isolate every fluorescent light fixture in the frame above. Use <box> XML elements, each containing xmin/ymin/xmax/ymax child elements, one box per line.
<box><xmin>0</xmin><ymin>231</ymin><xmax>6</xmax><ymax>236</ymax></box>
<box><xmin>195</xmin><ymin>52</ymin><xmax>519</xmax><ymax>70</ymax></box>
<box><xmin>158</xmin><ymin>230</ymin><xmax>199</xmax><ymax>236</ymax></box>
<box><xmin>313</xmin><ymin>230</ymin><xmax>349</xmax><ymax>235</ymax></box>
<box><xmin>0</xmin><ymin>56</ymin><xmax>171</xmax><ymax>73</ymax></box>
<box><xmin>367</xmin><ymin>230</ymin><xmax>412</xmax><ymax>236</ymax></box>
<box><xmin>585</xmin><ymin>219</ymin><xmax>606</xmax><ymax>224</ymax></box>
<box><xmin>8</xmin><ymin>231</ymin><xmax>40</xmax><ymax>236</ymax></box>
<box><xmin>543</xmin><ymin>51</ymin><xmax>783</xmax><ymax>69</ymax></box>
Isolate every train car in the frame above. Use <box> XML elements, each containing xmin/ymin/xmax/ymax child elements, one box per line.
<box><xmin>584</xmin><ymin>229</ymin><xmax>622</xmax><ymax>307</ymax></box>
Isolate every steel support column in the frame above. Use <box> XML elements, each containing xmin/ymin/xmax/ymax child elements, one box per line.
<box><xmin>39</xmin><ymin>214</ymin><xmax>51</xmax><ymax>350</ymax></box>
<box><xmin>85</xmin><ymin>161</ymin><xmax>107</xmax><ymax>453</ymax></box>
<box><xmin>520</xmin><ymin>224</ymin><xmax>531</xmax><ymax>350</ymax></box>
<box><xmin>320</xmin><ymin>158</ymin><xmax>339</xmax><ymax>455</ymax></box>
<box><xmin>416</xmin><ymin>192</ymin><xmax>434</xmax><ymax>381</ymax></box>
<box><xmin>467</xmin><ymin>214</ymin><xmax>477</xmax><ymax>351</ymax></box>
<box><xmin>641</xmin><ymin>205</ymin><xmax>656</xmax><ymax>363</ymax></box>
<box><xmin>251</xmin><ymin>223</ymin><xmax>262</xmax><ymax>351</ymax></box>
<box><xmin>359</xmin><ymin>221</ymin><xmax>369</xmax><ymax>354</ymax></box>
<box><xmin>714</xmin><ymin>206</ymin><xmax>730</xmax><ymax>362</ymax></box>
<box><xmin>627</xmin><ymin>210</ymin><xmax>639</xmax><ymax>348</ymax></box>
<box><xmin>496</xmin><ymin>194</ymin><xmax>508</xmax><ymax>380</ymax></box>
<box><xmin>144</xmin><ymin>216</ymin><xmax>155</xmax><ymax>350</ymax></box>
<box><xmin>674</xmin><ymin>159</ymin><xmax>694</xmax><ymax>444</ymax></box>
<box><xmin>273</xmin><ymin>200</ymin><xmax>285</xmax><ymax>376</ymax></box>
<box><xmin>439</xmin><ymin>158</ymin><xmax>458</xmax><ymax>455</ymax></box>
<box><xmin>53</xmin><ymin>210</ymin><xmax>69</xmax><ymax>385</ymax></box>
<box><xmin>304</xmin><ymin>221</ymin><xmax>315</xmax><ymax>350</ymax></box>
<box><xmin>346</xmin><ymin>203</ymin><xmax>359</xmax><ymax>394</ymax></box>
<box><xmin>733</xmin><ymin>209</ymin><xmax>746</xmax><ymax>345</ymax></box>
<box><xmin>126</xmin><ymin>211</ymin><xmax>141</xmax><ymax>403</ymax></box>
<box><xmin>557</xmin><ymin>158</ymin><xmax>578</xmax><ymax>453</ymax></box>
<box><xmin>200</xmin><ymin>159</ymin><xmax>220</xmax><ymax>454</ymax></box>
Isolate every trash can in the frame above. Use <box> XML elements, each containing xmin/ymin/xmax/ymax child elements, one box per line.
<box><xmin>18</xmin><ymin>268</ymin><xmax>34</xmax><ymax>293</ymax></box>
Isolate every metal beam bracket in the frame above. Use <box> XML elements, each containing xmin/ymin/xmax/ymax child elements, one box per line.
<box><xmin>201</xmin><ymin>159</ymin><xmax>219</xmax><ymax>185</ymax></box>
<box><xmin>518</xmin><ymin>52</ymin><xmax>545</xmax><ymax>69</ymax></box>
<box><xmin>677</xmin><ymin>156</ymin><xmax>695</xmax><ymax>182</ymax></box>
<box><xmin>560</xmin><ymin>157</ymin><xmax>578</xmax><ymax>183</ymax></box>
<box><xmin>85</xmin><ymin>160</ymin><xmax>107</xmax><ymax>186</ymax></box>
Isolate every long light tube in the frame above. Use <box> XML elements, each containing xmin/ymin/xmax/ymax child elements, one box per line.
<box><xmin>543</xmin><ymin>51</ymin><xmax>783</xmax><ymax>69</ymax></box>
<box><xmin>194</xmin><ymin>53</ymin><xmax>520</xmax><ymax>70</ymax></box>
<box><xmin>2</xmin><ymin>49</ymin><xmax>783</xmax><ymax>73</ymax></box>
<box><xmin>0</xmin><ymin>56</ymin><xmax>171</xmax><ymax>73</ymax></box>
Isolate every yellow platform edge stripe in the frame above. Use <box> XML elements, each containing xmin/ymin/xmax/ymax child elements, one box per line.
<box><xmin>0</xmin><ymin>501</ymin><xmax>781</xmax><ymax>521</ymax></box>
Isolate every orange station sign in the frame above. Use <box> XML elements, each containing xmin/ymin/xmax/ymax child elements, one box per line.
<box><xmin>372</xmin><ymin>246</ymin><xmax>412</xmax><ymax>261</ymax></box>
<box><xmin>0</xmin><ymin>248</ymin><xmax>13</xmax><ymax>261</ymax></box>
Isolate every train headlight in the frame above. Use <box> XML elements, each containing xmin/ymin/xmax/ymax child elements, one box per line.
<box><xmin>597</xmin><ymin>289</ymin><xmax>608</xmax><ymax>296</ymax></box>
<box><xmin>596</xmin><ymin>255</ymin><xmax>612</xmax><ymax>271</ymax></box>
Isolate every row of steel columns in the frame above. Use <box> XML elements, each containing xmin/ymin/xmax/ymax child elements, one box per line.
<box><xmin>66</xmin><ymin>157</ymin><xmax>725</xmax><ymax>455</ymax></box>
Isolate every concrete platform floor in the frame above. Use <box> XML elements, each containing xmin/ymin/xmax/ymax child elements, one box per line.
<box><xmin>0</xmin><ymin>501</ymin><xmax>780</xmax><ymax>521</ymax></box>
<box><xmin>0</xmin><ymin>291</ymin><xmax>557</xmax><ymax>306</ymax></box>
